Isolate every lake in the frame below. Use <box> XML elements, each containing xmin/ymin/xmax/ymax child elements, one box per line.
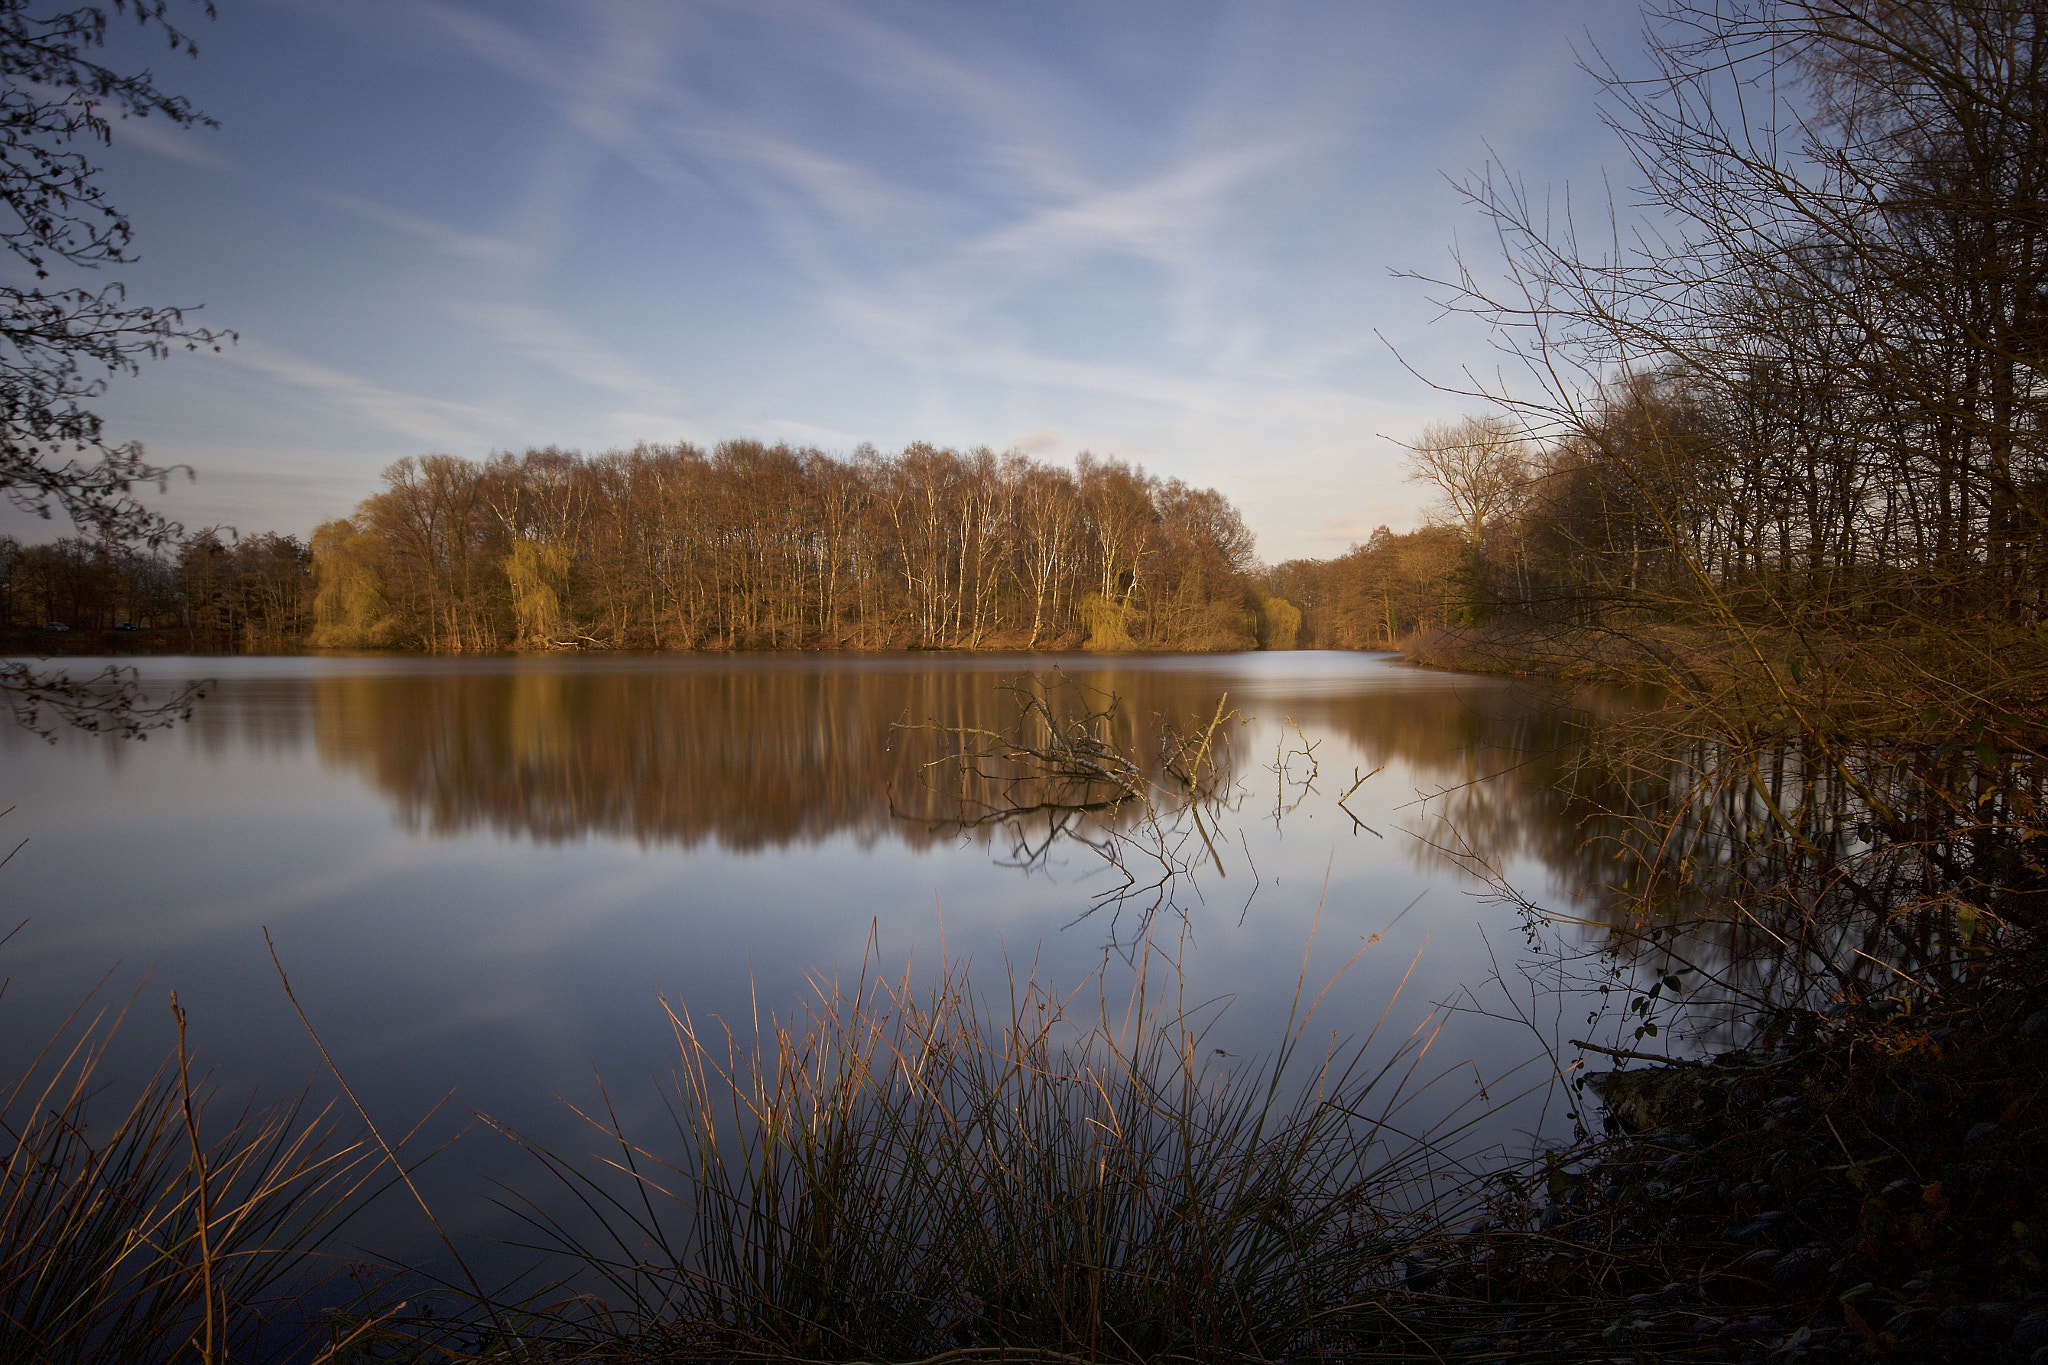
<box><xmin>1</xmin><ymin>650</ymin><xmax>1647</xmax><ymax>1291</ymax></box>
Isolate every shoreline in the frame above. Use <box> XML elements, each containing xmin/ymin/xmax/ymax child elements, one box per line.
<box><xmin>0</xmin><ymin>629</ymin><xmax>1285</xmax><ymax>659</ymax></box>
<box><xmin>1410</xmin><ymin>968</ymin><xmax>2048</xmax><ymax>1362</ymax></box>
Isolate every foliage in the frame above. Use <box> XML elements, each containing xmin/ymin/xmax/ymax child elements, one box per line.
<box><xmin>0</xmin><ymin>528</ymin><xmax>310</xmax><ymax>648</ymax></box>
<box><xmin>1252</xmin><ymin>592</ymin><xmax>1300</xmax><ymax>650</ymax></box>
<box><xmin>301</xmin><ymin>442</ymin><xmax>1265</xmax><ymax>655</ymax></box>
<box><xmin>1262</xmin><ymin>524</ymin><xmax>1465</xmax><ymax>649</ymax></box>
<box><xmin>503</xmin><ymin>539</ymin><xmax>571</xmax><ymax>648</ymax></box>
<box><xmin>1078</xmin><ymin>590</ymin><xmax>1137</xmax><ymax>651</ymax></box>
<box><xmin>307</xmin><ymin>518</ymin><xmax>391</xmax><ymax>649</ymax></box>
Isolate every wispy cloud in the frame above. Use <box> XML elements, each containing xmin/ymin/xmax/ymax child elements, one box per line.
<box><xmin>461</xmin><ymin>301</ymin><xmax>695</xmax><ymax>418</ymax></box>
<box><xmin>695</xmin><ymin>128</ymin><xmax>930</xmax><ymax>238</ymax></box>
<box><xmin>226</xmin><ymin>340</ymin><xmax>500</xmax><ymax>450</ymax></box>
<box><xmin>419</xmin><ymin>0</ymin><xmax>705</xmax><ymax>198</ymax></box>
<box><xmin>116</xmin><ymin>113</ymin><xmax>234</xmax><ymax>170</ymax></box>
<box><xmin>308</xmin><ymin>189</ymin><xmax>538</xmax><ymax>271</ymax></box>
<box><xmin>956</xmin><ymin>141</ymin><xmax>1297</xmax><ymax>270</ymax></box>
<box><xmin>749</xmin><ymin>0</ymin><xmax>1098</xmax><ymax>202</ymax></box>
<box><xmin>141</xmin><ymin>0</ymin><xmax>1637</xmax><ymax>554</ymax></box>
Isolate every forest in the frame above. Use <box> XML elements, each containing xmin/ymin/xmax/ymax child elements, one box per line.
<box><xmin>0</xmin><ymin>442</ymin><xmax>1353</xmax><ymax>654</ymax></box>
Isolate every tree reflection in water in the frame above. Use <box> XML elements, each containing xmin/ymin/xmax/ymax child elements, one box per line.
<box><xmin>1416</xmin><ymin>694</ymin><xmax>2041</xmax><ymax>1056</ymax></box>
<box><xmin>293</xmin><ymin>662</ymin><xmax>1650</xmax><ymax>1006</ymax></box>
<box><xmin>304</xmin><ymin>659</ymin><xmax>1577</xmax><ymax>855</ymax></box>
<box><xmin>289</xmin><ymin>654</ymin><xmax>2003</xmax><ymax>1059</ymax></box>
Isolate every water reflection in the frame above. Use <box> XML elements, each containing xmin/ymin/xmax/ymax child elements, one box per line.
<box><xmin>6</xmin><ymin>651</ymin><xmax>1705</xmax><ymax>959</ymax></box>
<box><xmin>5</xmin><ymin>651</ymin><xmax>1958</xmax><ymax>1264</ymax></box>
<box><xmin>293</xmin><ymin>656</ymin><xmax>1798</xmax><ymax>998</ymax></box>
<box><xmin>295</xmin><ymin>657</ymin><xmax>1599</xmax><ymax>860</ymax></box>
<box><xmin>0</xmin><ymin>652</ymin><xmax>1692</xmax><ymax>1289</ymax></box>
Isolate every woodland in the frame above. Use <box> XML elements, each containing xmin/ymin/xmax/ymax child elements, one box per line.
<box><xmin>0</xmin><ymin>443</ymin><xmax>1355</xmax><ymax>654</ymax></box>
<box><xmin>0</xmin><ymin>441</ymin><xmax>1484</xmax><ymax>657</ymax></box>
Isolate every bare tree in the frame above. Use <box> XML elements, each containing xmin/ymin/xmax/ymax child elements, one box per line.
<box><xmin>1400</xmin><ymin>0</ymin><xmax>2048</xmax><ymax>985</ymax></box>
<box><xmin>1418</xmin><ymin>1</ymin><xmax>2048</xmax><ymax>642</ymax></box>
<box><xmin>1402</xmin><ymin>415</ymin><xmax>1529</xmax><ymax>548</ymax></box>
<box><xmin>0</xmin><ymin>1</ymin><xmax>227</xmax><ymax>543</ymax></box>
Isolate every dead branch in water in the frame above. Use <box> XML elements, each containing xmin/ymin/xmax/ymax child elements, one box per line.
<box><xmin>891</xmin><ymin>675</ymin><xmax>1242</xmax><ymax>940</ymax></box>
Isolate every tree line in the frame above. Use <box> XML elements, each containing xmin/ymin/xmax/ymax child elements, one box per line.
<box><xmin>310</xmin><ymin>441</ymin><xmax>1304</xmax><ymax>653</ymax></box>
<box><xmin>1411</xmin><ymin>2</ymin><xmax>2048</xmax><ymax>660</ymax></box>
<box><xmin>2</xmin><ymin>441</ymin><xmax>1332</xmax><ymax>654</ymax></box>
<box><xmin>1260</xmin><ymin>524</ymin><xmax>1466</xmax><ymax>649</ymax></box>
<box><xmin>0</xmin><ymin>528</ymin><xmax>308</xmax><ymax>649</ymax></box>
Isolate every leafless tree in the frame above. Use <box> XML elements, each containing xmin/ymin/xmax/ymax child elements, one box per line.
<box><xmin>1402</xmin><ymin>0</ymin><xmax>2048</xmax><ymax>978</ymax></box>
<box><xmin>1403</xmin><ymin>415</ymin><xmax>1530</xmax><ymax>549</ymax></box>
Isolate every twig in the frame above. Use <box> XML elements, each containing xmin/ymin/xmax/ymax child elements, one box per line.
<box><xmin>1569</xmin><ymin>1039</ymin><xmax>1698</xmax><ymax>1067</ymax></box>
<box><xmin>1338</xmin><ymin>763</ymin><xmax>1386</xmax><ymax>837</ymax></box>
<box><xmin>170</xmin><ymin>992</ymin><xmax>218</xmax><ymax>1365</ymax></box>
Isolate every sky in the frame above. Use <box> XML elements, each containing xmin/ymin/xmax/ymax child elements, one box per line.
<box><xmin>27</xmin><ymin>0</ymin><xmax>1650</xmax><ymax>563</ymax></box>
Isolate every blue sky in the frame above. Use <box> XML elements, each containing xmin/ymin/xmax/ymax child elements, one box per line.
<box><xmin>38</xmin><ymin>0</ymin><xmax>1647</xmax><ymax>562</ymax></box>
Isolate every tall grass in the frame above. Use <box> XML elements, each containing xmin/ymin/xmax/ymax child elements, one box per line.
<box><xmin>0</xmin><ymin>981</ymin><xmax>390</xmax><ymax>1363</ymax></box>
<box><xmin>490</xmin><ymin>933</ymin><xmax>1469</xmax><ymax>1362</ymax></box>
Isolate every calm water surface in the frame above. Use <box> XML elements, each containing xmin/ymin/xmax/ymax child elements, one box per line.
<box><xmin>3</xmin><ymin>651</ymin><xmax>1631</xmax><ymax>1284</ymax></box>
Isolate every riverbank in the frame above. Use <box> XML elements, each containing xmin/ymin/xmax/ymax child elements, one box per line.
<box><xmin>1388</xmin><ymin>621</ymin><xmax>2048</xmax><ymax>1361</ymax></box>
<box><xmin>1390</xmin><ymin>947</ymin><xmax>2048</xmax><ymax>1363</ymax></box>
<box><xmin>1402</xmin><ymin>620</ymin><xmax>1647</xmax><ymax>681</ymax></box>
<box><xmin>1401</xmin><ymin>618</ymin><xmax>1787</xmax><ymax>689</ymax></box>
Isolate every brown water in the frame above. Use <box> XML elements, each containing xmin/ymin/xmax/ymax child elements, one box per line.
<box><xmin>0</xmin><ymin>650</ymin><xmax>1643</xmax><ymax>1286</ymax></box>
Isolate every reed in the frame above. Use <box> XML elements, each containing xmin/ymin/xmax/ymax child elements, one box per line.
<box><xmin>484</xmin><ymin>932</ymin><xmax>1470</xmax><ymax>1362</ymax></box>
<box><xmin>0</xmin><ymin>981</ymin><xmax>391</xmax><ymax>1364</ymax></box>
